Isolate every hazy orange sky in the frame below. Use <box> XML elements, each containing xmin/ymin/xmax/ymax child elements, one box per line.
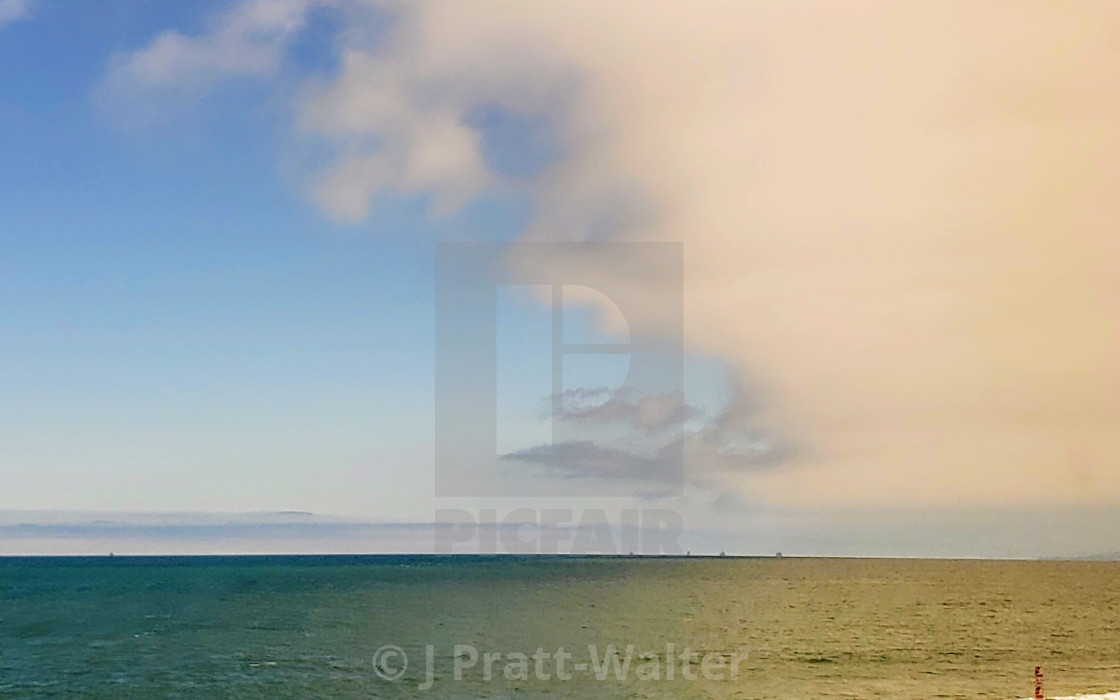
<box><xmin>296</xmin><ymin>0</ymin><xmax>1120</xmax><ymax>509</ymax></box>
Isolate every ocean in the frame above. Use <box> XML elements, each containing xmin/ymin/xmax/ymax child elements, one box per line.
<box><xmin>1</xmin><ymin>556</ymin><xmax>1119</xmax><ymax>698</ymax></box>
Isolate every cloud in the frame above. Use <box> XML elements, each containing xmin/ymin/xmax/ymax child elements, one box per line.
<box><xmin>109</xmin><ymin>1</ymin><xmax>1120</xmax><ymax>511</ymax></box>
<box><xmin>302</xmin><ymin>68</ymin><xmax>492</xmax><ymax>220</ymax></box>
<box><xmin>506</xmin><ymin>385</ymin><xmax>783</xmax><ymax>506</ymax></box>
<box><xmin>297</xmin><ymin>38</ymin><xmax>493</xmax><ymax>221</ymax></box>
<box><xmin>504</xmin><ymin>440</ymin><xmax>676</xmax><ymax>485</ymax></box>
<box><xmin>0</xmin><ymin>510</ymin><xmax>463</xmax><ymax>555</ymax></box>
<box><xmin>95</xmin><ymin>0</ymin><xmax>320</xmax><ymax>125</ymax></box>
<box><xmin>0</xmin><ymin>0</ymin><xmax>30</xmax><ymax>29</ymax></box>
<box><xmin>301</xmin><ymin>1</ymin><xmax>1120</xmax><ymax>510</ymax></box>
<box><xmin>550</xmin><ymin>387</ymin><xmax>699</xmax><ymax>433</ymax></box>
<box><xmin>501</xmin><ymin>430</ymin><xmax>774</xmax><ymax>505</ymax></box>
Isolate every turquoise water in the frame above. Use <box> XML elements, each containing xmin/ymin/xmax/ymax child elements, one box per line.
<box><xmin>2</xmin><ymin>556</ymin><xmax>1119</xmax><ymax>698</ymax></box>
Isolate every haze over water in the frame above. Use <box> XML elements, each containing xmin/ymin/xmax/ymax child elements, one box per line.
<box><xmin>3</xmin><ymin>556</ymin><xmax>1118</xmax><ymax>699</ymax></box>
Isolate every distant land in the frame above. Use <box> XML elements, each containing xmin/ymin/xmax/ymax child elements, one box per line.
<box><xmin>6</xmin><ymin>510</ymin><xmax>1120</xmax><ymax>560</ymax></box>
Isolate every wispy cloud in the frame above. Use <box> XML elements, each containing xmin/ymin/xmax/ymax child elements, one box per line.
<box><xmin>0</xmin><ymin>0</ymin><xmax>31</xmax><ymax>29</ymax></box>
<box><xmin>94</xmin><ymin>0</ymin><xmax>319</xmax><ymax>125</ymax></box>
<box><xmin>506</xmin><ymin>385</ymin><xmax>786</xmax><ymax>507</ymax></box>
<box><xmin>549</xmin><ymin>387</ymin><xmax>699</xmax><ymax>433</ymax></box>
<box><xmin>0</xmin><ymin>511</ymin><xmax>461</xmax><ymax>555</ymax></box>
<box><xmin>504</xmin><ymin>440</ymin><xmax>676</xmax><ymax>484</ymax></box>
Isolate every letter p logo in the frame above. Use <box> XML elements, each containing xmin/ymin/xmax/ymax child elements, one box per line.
<box><xmin>435</xmin><ymin>242</ymin><xmax>683</xmax><ymax>497</ymax></box>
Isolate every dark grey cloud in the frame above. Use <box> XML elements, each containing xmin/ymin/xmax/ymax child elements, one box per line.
<box><xmin>506</xmin><ymin>398</ymin><xmax>788</xmax><ymax>495</ymax></box>
<box><xmin>505</xmin><ymin>381</ymin><xmax>793</xmax><ymax>509</ymax></box>
<box><xmin>503</xmin><ymin>440</ymin><xmax>679</xmax><ymax>484</ymax></box>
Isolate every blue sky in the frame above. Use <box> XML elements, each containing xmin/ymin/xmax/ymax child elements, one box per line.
<box><xmin>0</xmin><ymin>1</ymin><xmax>730</xmax><ymax>523</ymax></box>
<box><xmin>2</xmin><ymin>2</ymin><xmax>457</xmax><ymax>516</ymax></box>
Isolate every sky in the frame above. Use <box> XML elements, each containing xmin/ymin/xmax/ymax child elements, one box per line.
<box><xmin>2</xmin><ymin>0</ymin><xmax>1119</xmax><ymax>556</ymax></box>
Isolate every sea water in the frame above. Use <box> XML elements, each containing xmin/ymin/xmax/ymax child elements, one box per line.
<box><xmin>2</xmin><ymin>556</ymin><xmax>1118</xmax><ymax>698</ymax></box>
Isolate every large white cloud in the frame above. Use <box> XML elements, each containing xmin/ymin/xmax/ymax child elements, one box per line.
<box><xmin>103</xmin><ymin>0</ymin><xmax>1120</xmax><ymax>510</ymax></box>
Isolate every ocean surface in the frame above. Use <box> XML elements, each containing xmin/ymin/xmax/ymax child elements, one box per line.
<box><xmin>2</xmin><ymin>556</ymin><xmax>1119</xmax><ymax>699</ymax></box>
